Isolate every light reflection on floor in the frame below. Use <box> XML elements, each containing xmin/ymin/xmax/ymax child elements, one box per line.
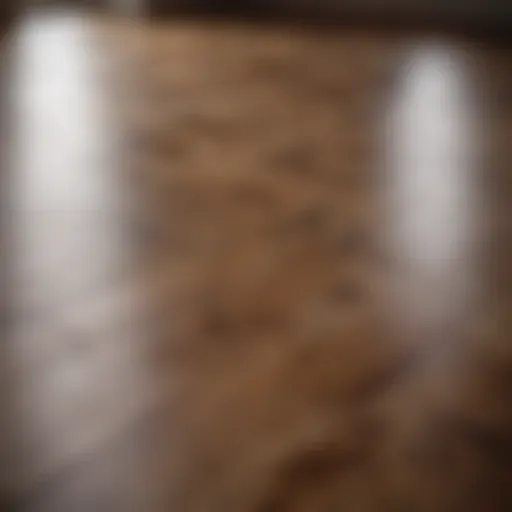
<box><xmin>10</xmin><ymin>13</ymin><xmax>145</xmax><ymax>506</ymax></box>
<box><xmin>386</xmin><ymin>44</ymin><xmax>479</xmax><ymax>342</ymax></box>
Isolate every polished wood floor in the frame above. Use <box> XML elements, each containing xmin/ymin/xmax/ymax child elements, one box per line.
<box><xmin>0</xmin><ymin>10</ymin><xmax>511</xmax><ymax>512</ymax></box>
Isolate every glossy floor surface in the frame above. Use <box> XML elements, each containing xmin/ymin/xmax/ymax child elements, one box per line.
<box><xmin>1</xmin><ymin>10</ymin><xmax>512</xmax><ymax>512</ymax></box>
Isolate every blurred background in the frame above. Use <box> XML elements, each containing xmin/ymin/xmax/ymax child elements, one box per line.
<box><xmin>0</xmin><ymin>1</ymin><xmax>511</xmax><ymax>512</ymax></box>
<box><xmin>3</xmin><ymin>0</ymin><xmax>512</xmax><ymax>23</ymax></box>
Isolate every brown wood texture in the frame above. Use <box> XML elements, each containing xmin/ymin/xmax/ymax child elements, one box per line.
<box><xmin>0</xmin><ymin>11</ymin><xmax>511</xmax><ymax>512</ymax></box>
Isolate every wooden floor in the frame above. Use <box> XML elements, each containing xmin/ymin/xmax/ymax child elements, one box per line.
<box><xmin>1</xmin><ymin>9</ymin><xmax>512</xmax><ymax>512</ymax></box>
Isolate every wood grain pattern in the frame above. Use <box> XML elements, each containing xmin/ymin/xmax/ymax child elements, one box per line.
<box><xmin>0</xmin><ymin>11</ymin><xmax>511</xmax><ymax>512</ymax></box>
